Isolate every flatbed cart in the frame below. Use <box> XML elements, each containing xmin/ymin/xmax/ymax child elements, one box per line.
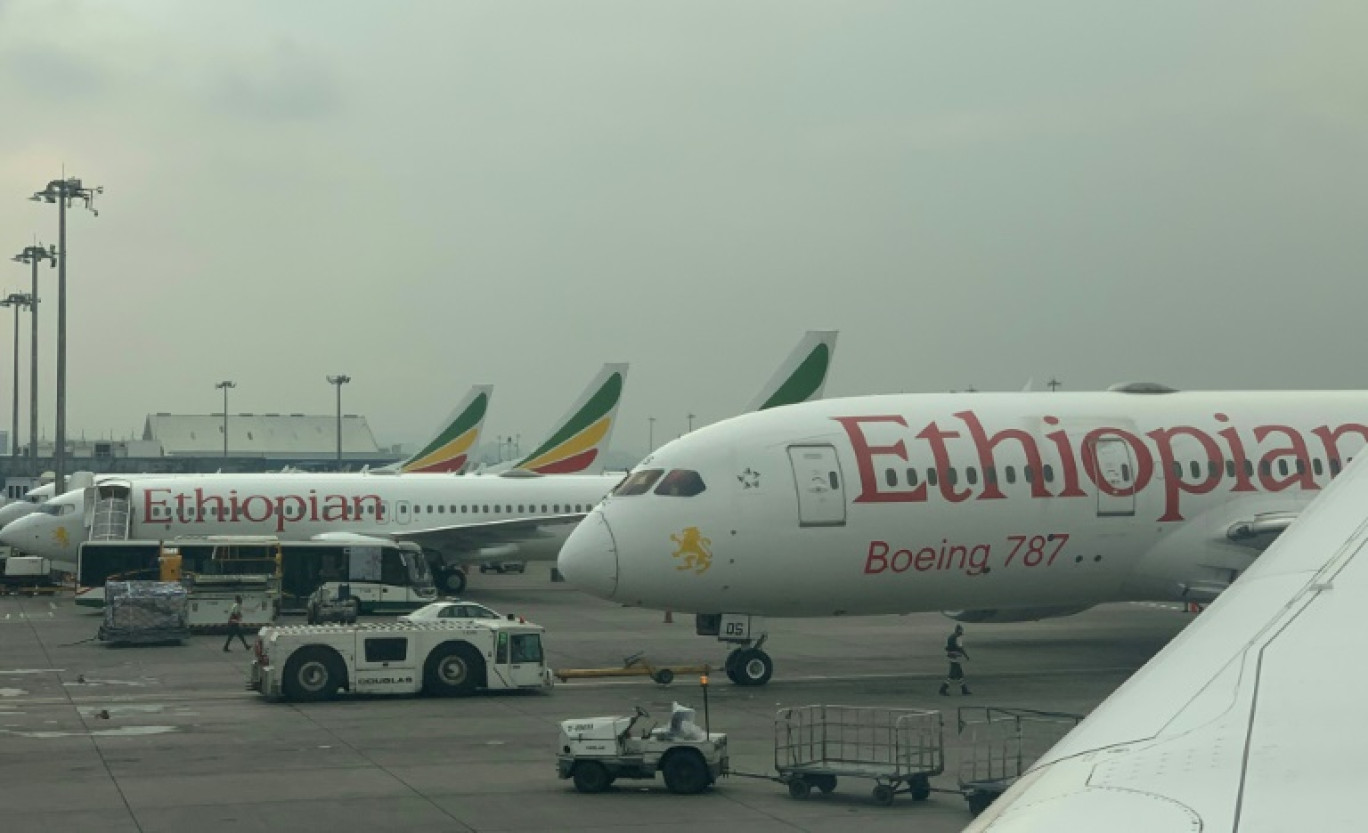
<box><xmin>771</xmin><ymin>705</ymin><xmax>944</xmax><ymax>806</ymax></box>
<box><xmin>554</xmin><ymin>651</ymin><xmax>711</xmax><ymax>686</ymax></box>
<box><xmin>956</xmin><ymin>706</ymin><xmax>1083</xmax><ymax>816</ymax></box>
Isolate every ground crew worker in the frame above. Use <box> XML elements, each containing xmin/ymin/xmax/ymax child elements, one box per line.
<box><xmin>222</xmin><ymin>595</ymin><xmax>250</xmax><ymax>652</ymax></box>
<box><xmin>940</xmin><ymin>624</ymin><xmax>971</xmax><ymax>696</ymax></box>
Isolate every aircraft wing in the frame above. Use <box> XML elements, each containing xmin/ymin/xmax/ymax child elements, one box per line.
<box><xmin>966</xmin><ymin>457</ymin><xmax>1368</xmax><ymax>832</ymax></box>
<box><xmin>390</xmin><ymin>514</ymin><xmax>587</xmax><ymax>555</ymax></box>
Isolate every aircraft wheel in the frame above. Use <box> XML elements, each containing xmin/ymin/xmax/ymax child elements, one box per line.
<box><xmin>731</xmin><ymin>648</ymin><xmax>773</xmax><ymax>686</ymax></box>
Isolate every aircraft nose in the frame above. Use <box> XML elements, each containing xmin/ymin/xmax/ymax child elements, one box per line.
<box><xmin>0</xmin><ymin>515</ymin><xmax>41</xmax><ymax>552</ymax></box>
<box><xmin>559</xmin><ymin>511</ymin><xmax>619</xmax><ymax>600</ymax></box>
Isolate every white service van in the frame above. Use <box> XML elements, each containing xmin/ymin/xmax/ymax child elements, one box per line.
<box><xmin>249</xmin><ymin>619</ymin><xmax>553</xmax><ymax>701</ymax></box>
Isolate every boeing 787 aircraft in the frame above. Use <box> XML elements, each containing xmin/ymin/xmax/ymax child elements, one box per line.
<box><xmin>558</xmin><ymin>384</ymin><xmax>1368</xmax><ymax>685</ymax></box>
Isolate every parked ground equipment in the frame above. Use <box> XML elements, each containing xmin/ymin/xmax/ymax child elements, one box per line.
<box><xmin>0</xmin><ymin>555</ymin><xmax>62</xmax><ymax>595</ymax></box>
<box><xmin>774</xmin><ymin>704</ymin><xmax>944</xmax><ymax>806</ymax></box>
<box><xmin>558</xmin><ymin>702</ymin><xmax>728</xmax><ymax>795</ymax></box>
<box><xmin>98</xmin><ymin>580</ymin><xmax>190</xmax><ymax>645</ymax></box>
<box><xmin>955</xmin><ymin>706</ymin><xmax>1083</xmax><ymax>816</ymax></box>
<box><xmin>249</xmin><ymin>618</ymin><xmax>553</xmax><ymax>701</ymax></box>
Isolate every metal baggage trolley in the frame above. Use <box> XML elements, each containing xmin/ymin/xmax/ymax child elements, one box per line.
<box><xmin>774</xmin><ymin>704</ymin><xmax>944</xmax><ymax>806</ymax></box>
<box><xmin>956</xmin><ymin>706</ymin><xmax>1083</xmax><ymax>816</ymax></box>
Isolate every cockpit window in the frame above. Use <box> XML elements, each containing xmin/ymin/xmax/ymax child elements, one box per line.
<box><xmin>654</xmin><ymin>469</ymin><xmax>706</xmax><ymax>497</ymax></box>
<box><xmin>614</xmin><ymin>469</ymin><xmax>664</xmax><ymax>497</ymax></box>
<box><xmin>38</xmin><ymin>503</ymin><xmax>73</xmax><ymax>516</ymax></box>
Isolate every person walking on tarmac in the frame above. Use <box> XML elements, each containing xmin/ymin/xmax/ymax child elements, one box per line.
<box><xmin>222</xmin><ymin>595</ymin><xmax>250</xmax><ymax>652</ymax></box>
<box><xmin>940</xmin><ymin>624</ymin><xmax>971</xmax><ymax>696</ymax></box>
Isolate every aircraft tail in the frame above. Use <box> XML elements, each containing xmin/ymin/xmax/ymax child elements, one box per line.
<box><xmin>513</xmin><ymin>363</ymin><xmax>629</xmax><ymax>474</ymax></box>
<box><xmin>744</xmin><ymin>330</ymin><xmax>838</xmax><ymax>412</ymax></box>
<box><xmin>394</xmin><ymin>384</ymin><xmax>494</xmax><ymax>473</ymax></box>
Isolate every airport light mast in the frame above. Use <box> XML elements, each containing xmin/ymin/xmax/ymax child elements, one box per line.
<box><xmin>0</xmin><ymin>293</ymin><xmax>33</xmax><ymax>456</ymax></box>
<box><xmin>30</xmin><ymin>177</ymin><xmax>101</xmax><ymax>496</ymax></box>
<box><xmin>215</xmin><ymin>380</ymin><xmax>236</xmax><ymax>458</ymax></box>
<box><xmin>11</xmin><ymin>243</ymin><xmax>54</xmax><ymax>466</ymax></box>
<box><xmin>327</xmin><ymin>374</ymin><xmax>350</xmax><ymax>470</ymax></box>
<box><xmin>648</xmin><ymin>416</ymin><xmax>656</xmax><ymax>452</ymax></box>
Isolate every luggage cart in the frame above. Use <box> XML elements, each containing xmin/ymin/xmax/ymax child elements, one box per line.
<box><xmin>956</xmin><ymin>706</ymin><xmax>1083</xmax><ymax>816</ymax></box>
<box><xmin>774</xmin><ymin>704</ymin><xmax>944</xmax><ymax>806</ymax></box>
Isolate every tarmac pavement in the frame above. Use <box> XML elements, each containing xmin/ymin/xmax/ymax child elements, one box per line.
<box><xmin>0</xmin><ymin>572</ymin><xmax>1190</xmax><ymax>832</ymax></box>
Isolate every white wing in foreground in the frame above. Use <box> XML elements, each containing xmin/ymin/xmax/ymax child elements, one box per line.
<box><xmin>968</xmin><ymin>457</ymin><xmax>1368</xmax><ymax>833</ymax></box>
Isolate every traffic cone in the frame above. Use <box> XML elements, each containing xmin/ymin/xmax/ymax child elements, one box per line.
<box><xmin>663</xmin><ymin>610</ymin><xmax>673</xmax><ymax>623</ymax></box>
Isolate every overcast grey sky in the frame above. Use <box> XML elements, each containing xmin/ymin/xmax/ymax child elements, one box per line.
<box><xmin>1</xmin><ymin>1</ymin><xmax>1365</xmax><ymax>456</ymax></box>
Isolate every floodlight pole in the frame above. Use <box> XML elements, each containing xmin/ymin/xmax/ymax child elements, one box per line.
<box><xmin>215</xmin><ymin>381</ymin><xmax>236</xmax><ymax>458</ymax></box>
<box><xmin>11</xmin><ymin>244</ymin><xmax>54</xmax><ymax>466</ymax></box>
<box><xmin>327</xmin><ymin>374</ymin><xmax>350</xmax><ymax>470</ymax></box>
<box><xmin>648</xmin><ymin>416</ymin><xmax>656</xmax><ymax>452</ymax></box>
<box><xmin>0</xmin><ymin>294</ymin><xmax>33</xmax><ymax>456</ymax></box>
<box><xmin>30</xmin><ymin>177</ymin><xmax>100</xmax><ymax>496</ymax></box>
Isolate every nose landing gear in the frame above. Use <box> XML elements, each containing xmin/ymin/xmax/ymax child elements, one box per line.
<box><xmin>724</xmin><ymin>646</ymin><xmax>773</xmax><ymax>686</ymax></box>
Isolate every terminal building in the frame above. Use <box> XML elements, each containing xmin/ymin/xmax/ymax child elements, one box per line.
<box><xmin>0</xmin><ymin>412</ymin><xmax>404</xmax><ymax>498</ymax></box>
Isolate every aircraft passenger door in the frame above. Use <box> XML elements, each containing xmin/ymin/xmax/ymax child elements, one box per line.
<box><xmin>1091</xmin><ymin>438</ymin><xmax>1137</xmax><ymax>517</ymax></box>
<box><xmin>787</xmin><ymin>445</ymin><xmax>846</xmax><ymax>527</ymax></box>
<box><xmin>395</xmin><ymin>500</ymin><xmax>412</xmax><ymax>525</ymax></box>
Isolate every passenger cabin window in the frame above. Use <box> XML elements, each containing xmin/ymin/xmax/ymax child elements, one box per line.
<box><xmin>1331</xmin><ymin>458</ymin><xmax>1343</xmax><ymax>475</ymax></box>
<box><xmin>1189</xmin><ymin>461</ymin><xmax>1200</xmax><ymax>479</ymax></box>
<box><xmin>927</xmin><ymin>468</ymin><xmax>939</xmax><ymax>487</ymax></box>
<box><xmin>655</xmin><ymin>469</ymin><xmax>707</xmax><ymax>497</ymax></box>
<box><xmin>885</xmin><ymin>468</ymin><xmax>898</xmax><ymax>488</ymax></box>
<box><xmin>1005</xmin><ymin>466</ymin><xmax>1016</xmax><ymax>484</ymax></box>
<box><xmin>966</xmin><ymin>467</ymin><xmax>978</xmax><ymax>486</ymax></box>
<box><xmin>1225</xmin><ymin>461</ymin><xmax>1235</xmax><ymax>477</ymax></box>
<box><xmin>1314</xmin><ymin>459</ymin><xmax>1324</xmax><ymax>476</ymax></box>
<box><xmin>905</xmin><ymin>468</ymin><xmax>919</xmax><ymax>486</ymax></box>
<box><xmin>364</xmin><ymin>637</ymin><xmax>408</xmax><ymax>663</ymax></box>
<box><xmin>614</xmin><ymin>469</ymin><xmax>664</xmax><ymax>496</ymax></box>
<box><xmin>1043</xmin><ymin>464</ymin><xmax>1055</xmax><ymax>483</ymax></box>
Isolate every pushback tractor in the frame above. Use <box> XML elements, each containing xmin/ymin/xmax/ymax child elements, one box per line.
<box><xmin>249</xmin><ymin>619</ymin><xmax>553</xmax><ymax>701</ymax></box>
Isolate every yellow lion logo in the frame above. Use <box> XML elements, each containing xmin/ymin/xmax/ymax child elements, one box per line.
<box><xmin>54</xmin><ymin>527</ymin><xmax>69</xmax><ymax>548</ymax></box>
<box><xmin>670</xmin><ymin>527</ymin><xmax>713</xmax><ymax>574</ymax></box>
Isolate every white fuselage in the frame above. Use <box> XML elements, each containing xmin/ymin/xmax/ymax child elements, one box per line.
<box><xmin>1</xmin><ymin>472</ymin><xmax>620</xmax><ymax>571</ymax></box>
<box><xmin>558</xmin><ymin>390</ymin><xmax>1368</xmax><ymax>617</ymax></box>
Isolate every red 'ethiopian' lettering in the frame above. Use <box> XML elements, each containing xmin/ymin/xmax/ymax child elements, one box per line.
<box><xmin>833</xmin><ymin>410</ymin><xmax>1368</xmax><ymax>524</ymax></box>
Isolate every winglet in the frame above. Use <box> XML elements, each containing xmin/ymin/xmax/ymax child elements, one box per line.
<box><xmin>514</xmin><ymin>363</ymin><xmax>629</xmax><ymax>474</ymax></box>
<box><xmin>397</xmin><ymin>384</ymin><xmax>494</xmax><ymax>473</ymax></box>
<box><xmin>745</xmin><ymin>330</ymin><xmax>838</xmax><ymax>412</ymax></box>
